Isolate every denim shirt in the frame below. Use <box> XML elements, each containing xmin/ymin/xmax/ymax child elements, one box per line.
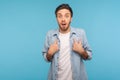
<box><xmin>42</xmin><ymin>27</ymin><xmax>92</xmax><ymax>80</ymax></box>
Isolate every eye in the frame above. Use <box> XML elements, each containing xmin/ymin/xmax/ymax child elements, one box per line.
<box><xmin>65</xmin><ymin>14</ymin><xmax>70</xmax><ymax>18</ymax></box>
<box><xmin>65</xmin><ymin>15</ymin><xmax>69</xmax><ymax>18</ymax></box>
<box><xmin>57</xmin><ymin>14</ymin><xmax>62</xmax><ymax>18</ymax></box>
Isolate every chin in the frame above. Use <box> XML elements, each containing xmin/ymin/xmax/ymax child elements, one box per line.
<box><xmin>62</xmin><ymin>27</ymin><xmax>69</xmax><ymax>31</ymax></box>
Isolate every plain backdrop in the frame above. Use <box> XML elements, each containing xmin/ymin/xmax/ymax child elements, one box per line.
<box><xmin>0</xmin><ymin>0</ymin><xmax>120</xmax><ymax>80</ymax></box>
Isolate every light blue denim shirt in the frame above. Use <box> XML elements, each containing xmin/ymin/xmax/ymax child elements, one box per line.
<box><xmin>42</xmin><ymin>27</ymin><xmax>92</xmax><ymax>80</ymax></box>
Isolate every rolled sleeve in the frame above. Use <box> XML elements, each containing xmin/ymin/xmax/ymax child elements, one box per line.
<box><xmin>82</xmin><ymin>29</ymin><xmax>92</xmax><ymax>60</ymax></box>
<box><xmin>87</xmin><ymin>51</ymin><xmax>92</xmax><ymax>60</ymax></box>
<box><xmin>42</xmin><ymin>32</ymin><xmax>50</xmax><ymax>62</ymax></box>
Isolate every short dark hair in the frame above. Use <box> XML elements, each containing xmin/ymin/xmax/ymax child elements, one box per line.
<box><xmin>55</xmin><ymin>4</ymin><xmax>73</xmax><ymax>17</ymax></box>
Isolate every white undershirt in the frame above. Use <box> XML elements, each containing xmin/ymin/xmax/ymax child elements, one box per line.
<box><xmin>57</xmin><ymin>32</ymin><xmax>73</xmax><ymax>80</ymax></box>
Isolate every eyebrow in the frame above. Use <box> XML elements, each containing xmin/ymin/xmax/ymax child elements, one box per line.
<box><xmin>57</xmin><ymin>13</ymin><xmax>70</xmax><ymax>15</ymax></box>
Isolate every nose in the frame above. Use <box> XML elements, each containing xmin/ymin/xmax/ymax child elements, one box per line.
<box><xmin>61</xmin><ymin>17</ymin><xmax>65</xmax><ymax>22</ymax></box>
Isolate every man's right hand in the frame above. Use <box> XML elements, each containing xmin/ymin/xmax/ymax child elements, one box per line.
<box><xmin>46</xmin><ymin>40</ymin><xmax>59</xmax><ymax>61</ymax></box>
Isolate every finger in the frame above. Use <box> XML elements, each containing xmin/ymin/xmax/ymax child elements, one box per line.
<box><xmin>79</xmin><ymin>40</ymin><xmax>82</xmax><ymax>45</ymax></box>
<box><xmin>73</xmin><ymin>39</ymin><xmax>77</xmax><ymax>43</ymax></box>
<box><xmin>54</xmin><ymin>39</ymin><xmax>58</xmax><ymax>44</ymax></box>
<box><xmin>78</xmin><ymin>40</ymin><xmax>81</xmax><ymax>43</ymax></box>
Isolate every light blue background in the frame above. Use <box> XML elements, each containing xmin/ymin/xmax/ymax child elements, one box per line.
<box><xmin>0</xmin><ymin>0</ymin><xmax>120</xmax><ymax>80</ymax></box>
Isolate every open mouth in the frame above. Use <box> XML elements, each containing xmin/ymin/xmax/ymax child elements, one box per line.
<box><xmin>61</xmin><ymin>23</ymin><xmax>66</xmax><ymax>26</ymax></box>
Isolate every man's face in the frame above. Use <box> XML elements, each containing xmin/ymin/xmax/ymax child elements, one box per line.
<box><xmin>56</xmin><ymin>9</ymin><xmax>72</xmax><ymax>33</ymax></box>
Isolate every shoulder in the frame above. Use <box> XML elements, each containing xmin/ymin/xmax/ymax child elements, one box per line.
<box><xmin>47</xmin><ymin>29</ymin><xmax>56</xmax><ymax>34</ymax></box>
<box><xmin>71</xmin><ymin>27</ymin><xmax>85</xmax><ymax>34</ymax></box>
<box><xmin>46</xmin><ymin>29</ymin><xmax>58</xmax><ymax>36</ymax></box>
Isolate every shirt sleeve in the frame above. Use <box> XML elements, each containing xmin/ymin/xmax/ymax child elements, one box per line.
<box><xmin>42</xmin><ymin>32</ymin><xmax>51</xmax><ymax>62</ymax></box>
<box><xmin>82</xmin><ymin>30</ymin><xmax>92</xmax><ymax>60</ymax></box>
<box><xmin>87</xmin><ymin>51</ymin><xmax>92</xmax><ymax>60</ymax></box>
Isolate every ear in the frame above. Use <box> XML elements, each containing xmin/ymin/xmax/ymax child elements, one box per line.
<box><xmin>70</xmin><ymin>17</ymin><xmax>72</xmax><ymax>23</ymax></box>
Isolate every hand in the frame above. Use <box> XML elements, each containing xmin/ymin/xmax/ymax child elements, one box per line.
<box><xmin>48</xmin><ymin>40</ymin><xmax>59</xmax><ymax>56</ymax></box>
<box><xmin>72</xmin><ymin>39</ymin><xmax>85</xmax><ymax>54</ymax></box>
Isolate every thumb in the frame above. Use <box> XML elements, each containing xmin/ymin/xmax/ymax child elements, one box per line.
<box><xmin>79</xmin><ymin>39</ymin><xmax>82</xmax><ymax>44</ymax></box>
<box><xmin>73</xmin><ymin>39</ymin><xmax>77</xmax><ymax>43</ymax></box>
<box><xmin>54</xmin><ymin>39</ymin><xmax>58</xmax><ymax>44</ymax></box>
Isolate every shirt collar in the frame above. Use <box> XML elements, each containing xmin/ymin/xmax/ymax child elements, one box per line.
<box><xmin>52</xmin><ymin>27</ymin><xmax>76</xmax><ymax>37</ymax></box>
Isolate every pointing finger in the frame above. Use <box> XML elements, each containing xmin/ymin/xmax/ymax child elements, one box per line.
<box><xmin>73</xmin><ymin>39</ymin><xmax>77</xmax><ymax>43</ymax></box>
<box><xmin>79</xmin><ymin>40</ymin><xmax>82</xmax><ymax>45</ymax></box>
<box><xmin>54</xmin><ymin>39</ymin><xmax>58</xmax><ymax>44</ymax></box>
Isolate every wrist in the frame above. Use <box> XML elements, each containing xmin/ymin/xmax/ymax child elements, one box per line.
<box><xmin>79</xmin><ymin>48</ymin><xmax>85</xmax><ymax>54</ymax></box>
<box><xmin>46</xmin><ymin>50</ymin><xmax>53</xmax><ymax>61</ymax></box>
<box><xmin>81</xmin><ymin>50</ymin><xmax>89</xmax><ymax>59</ymax></box>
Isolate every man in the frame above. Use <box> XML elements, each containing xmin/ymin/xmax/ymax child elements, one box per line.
<box><xmin>42</xmin><ymin>4</ymin><xmax>92</xmax><ymax>80</ymax></box>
